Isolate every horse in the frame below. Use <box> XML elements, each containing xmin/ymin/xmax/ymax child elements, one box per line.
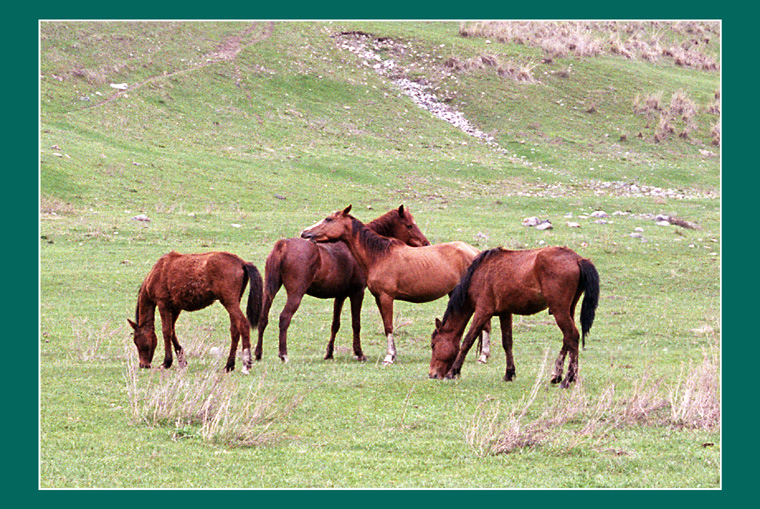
<box><xmin>128</xmin><ymin>251</ymin><xmax>263</xmax><ymax>373</ymax></box>
<box><xmin>428</xmin><ymin>246</ymin><xmax>599</xmax><ymax>388</ymax></box>
<box><xmin>300</xmin><ymin>205</ymin><xmax>490</xmax><ymax>365</ymax></box>
<box><xmin>256</xmin><ymin>205</ymin><xmax>430</xmax><ymax>363</ymax></box>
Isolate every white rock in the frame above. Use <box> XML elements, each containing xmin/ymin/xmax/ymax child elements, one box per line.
<box><xmin>590</xmin><ymin>210</ymin><xmax>609</xmax><ymax>218</ymax></box>
<box><xmin>535</xmin><ymin>221</ymin><xmax>553</xmax><ymax>230</ymax></box>
<box><xmin>110</xmin><ymin>83</ymin><xmax>128</xmax><ymax>91</ymax></box>
<box><xmin>131</xmin><ymin>214</ymin><xmax>150</xmax><ymax>222</ymax></box>
<box><xmin>522</xmin><ymin>216</ymin><xmax>541</xmax><ymax>227</ymax></box>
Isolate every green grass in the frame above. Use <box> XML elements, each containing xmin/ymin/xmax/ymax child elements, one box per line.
<box><xmin>39</xmin><ymin>21</ymin><xmax>720</xmax><ymax>488</ymax></box>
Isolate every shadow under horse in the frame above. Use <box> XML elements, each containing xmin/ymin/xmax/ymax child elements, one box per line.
<box><xmin>256</xmin><ymin>205</ymin><xmax>430</xmax><ymax>362</ymax></box>
<box><xmin>129</xmin><ymin>251</ymin><xmax>263</xmax><ymax>373</ymax></box>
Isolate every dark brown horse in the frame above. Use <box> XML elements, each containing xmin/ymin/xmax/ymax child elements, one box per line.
<box><xmin>428</xmin><ymin>246</ymin><xmax>599</xmax><ymax>388</ymax></box>
<box><xmin>256</xmin><ymin>206</ymin><xmax>430</xmax><ymax>362</ymax></box>
<box><xmin>128</xmin><ymin>251</ymin><xmax>263</xmax><ymax>373</ymax></box>
<box><xmin>300</xmin><ymin>205</ymin><xmax>488</xmax><ymax>365</ymax></box>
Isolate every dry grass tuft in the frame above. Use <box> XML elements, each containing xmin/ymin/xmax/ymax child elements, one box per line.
<box><xmin>443</xmin><ymin>54</ymin><xmax>539</xmax><ymax>83</ymax></box>
<box><xmin>125</xmin><ymin>350</ymin><xmax>303</xmax><ymax>447</ymax></box>
<box><xmin>70</xmin><ymin>318</ymin><xmax>121</xmax><ymax>362</ymax></box>
<box><xmin>466</xmin><ymin>343</ymin><xmax>720</xmax><ymax>456</ymax></box>
<box><xmin>459</xmin><ymin>21</ymin><xmax>719</xmax><ymax>70</ymax></box>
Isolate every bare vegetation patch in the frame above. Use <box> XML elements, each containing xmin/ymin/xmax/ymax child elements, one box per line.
<box><xmin>459</xmin><ymin>21</ymin><xmax>720</xmax><ymax>71</ymax></box>
<box><xmin>443</xmin><ymin>54</ymin><xmax>539</xmax><ymax>83</ymax></box>
<box><xmin>466</xmin><ymin>345</ymin><xmax>720</xmax><ymax>457</ymax></box>
<box><xmin>125</xmin><ymin>352</ymin><xmax>303</xmax><ymax>447</ymax></box>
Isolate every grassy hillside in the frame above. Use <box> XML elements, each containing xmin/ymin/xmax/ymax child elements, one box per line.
<box><xmin>39</xmin><ymin>21</ymin><xmax>720</xmax><ymax>488</ymax></box>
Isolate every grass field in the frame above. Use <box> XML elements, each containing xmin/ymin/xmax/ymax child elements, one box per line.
<box><xmin>39</xmin><ymin>21</ymin><xmax>720</xmax><ymax>489</ymax></box>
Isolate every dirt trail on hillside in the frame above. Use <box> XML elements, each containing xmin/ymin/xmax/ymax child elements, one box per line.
<box><xmin>92</xmin><ymin>22</ymin><xmax>274</xmax><ymax>108</ymax></box>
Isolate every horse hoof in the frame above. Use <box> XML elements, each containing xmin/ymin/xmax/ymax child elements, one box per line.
<box><xmin>382</xmin><ymin>355</ymin><xmax>395</xmax><ymax>365</ymax></box>
<box><xmin>477</xmin><ymin>354</ymin><xmax>488</xmax><ymax>364</ymax></box>
<box><xmin>550</xmin><ymin>375</ymin><xmax>563</xmax><ymax>384</ymax></box>
<box><xmin>504</xmin><ymin>371</ymin><xmax>516</xmax><ymax>382</ymax></box>
<box><xmin>324</xmin><ymin>354</ymin><xmax>334</xmax><ymax>360</ymax></box>
<box><xmin>355</xmin><ymin>355</ymin><xmax>368</xmax><ymax>362</ymax></box>
<box><xmin>280</xmin><ymin>355</ymin><xmax>289</xmax><ymax>363</ymax></box>
<box><xmin>242</xmin><ymin>366</ymin><xmax>251</xmax><ymax>375</ymax></box>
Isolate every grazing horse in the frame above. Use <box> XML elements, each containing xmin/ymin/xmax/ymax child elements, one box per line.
<box><xmin>256</xmin><ymin>206</ymin><xmax>430</xmax><ymax>363</ymax></box>
<box><xmin>128</xmin><ymin>251</ymin><xmax>263</xmax><ymax>373</ymax></box>
<box><xmin>428</xmin><ymin>246</ymin><xmax>599</xmax><ymax>388</ymax></box>
<box><xmin>300</xmin><ymin>205</ymin><xmax>489</xmax><ymax>365</ymax></box>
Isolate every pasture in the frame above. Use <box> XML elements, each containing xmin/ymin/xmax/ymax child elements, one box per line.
<box><xmin>39</xmin><ymin>21</ymin><xmax>720</xmax><ymax>488</ymax></box>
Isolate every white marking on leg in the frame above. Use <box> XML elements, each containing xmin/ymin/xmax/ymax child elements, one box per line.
<box><xmin>241</xmin><ymin>348</ymin><xmax>252</xmax><ymax>374</ymax></box>
<box><xmin>382</xmin><ymin>333</ymin><xmax>396</xmax><ymax>365</ymax></box>
<box><xmin>478</xmin><ymin>331</ymin><xmax>490</xmax><ymax>364</ymax></box>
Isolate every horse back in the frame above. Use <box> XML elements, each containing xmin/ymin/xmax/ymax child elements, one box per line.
<box><xmin>149</xmin><ymin>251</ymin><xmax>247</xmax><ymax>311</ymax></box>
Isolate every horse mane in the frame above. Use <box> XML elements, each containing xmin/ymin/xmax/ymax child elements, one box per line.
<box><xmin>443</xmin><ymin>248</ymin><xmax>503</xmax><ymax>322</ymax></box>
<box><xmin>350</xmin><ymin>215</ymin><xmax>401</xmax><ymax>256</ymax></box>
<box><xmin>365</xmin><ymin>209</ymin><xmax>399</xmax><ymax>237</ymax></box>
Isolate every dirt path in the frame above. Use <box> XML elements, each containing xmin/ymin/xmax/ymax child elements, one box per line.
<box><xmin>92</xmin><ymin>22</ymin><xmax>274</xmax><ymax>108</ymax></box>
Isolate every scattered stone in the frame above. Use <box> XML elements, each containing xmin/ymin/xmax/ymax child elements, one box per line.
<box><xmin>567</xmin><ymin>222</ymin><xmax>581</xmax><ymax>228</ymax></box>
<box><xmin>110</xmin><ymin>83</ymin><xmax>128</xmax><ymax>91</ymax></box>
<box><xmin>535</xmin><ymin>221</ymin><xmax>553</xmax><ymax>230</ymax></box>
<box><xmin>132</xmin><ymin>214</ymin><xmax>150</xmax><ymax>222</ymax></box>
<box><xmin>522</xmin><ymin>216</ymin><xmax>542</xmax><ymax>227</ymax></box>
<box><xmin>590</xmin><ymin>210</ymin><xmax>609</xmax><ymax>218</ymax></box>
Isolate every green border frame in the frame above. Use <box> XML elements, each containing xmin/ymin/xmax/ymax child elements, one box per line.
<box><xmin>23</xmin><ymin>2</ymin><xmax>745</xmax><ymax>504</ymax></box>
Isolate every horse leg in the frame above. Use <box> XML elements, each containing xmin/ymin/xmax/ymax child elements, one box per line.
<box><xmin>499</xmin><ymin>313</ymin><xmax>516</xmax><ymax>381</ymax></box>
<box><xmin>448</xmin><ymin>310</ymin><xmax>491</xmax><ymax>378</ymax></box>
<box><xmin>278</xmin><ymin>292</ymin><xmax>304</xmax><ymax>363</ymax></box>
<box><xmin>551</xmin><ymin>346</ymin><xmax>568</xmax><ymax>384</ymax></box>
<box><xmin>552</xmin><ymin>311</ymin><xmax>581</xmax><ymax>388</ymax></box>
<box><xmin>324</xmin><ymin>296</ymin><xmax>346</xmax><ymax>360</ymax></box>
<box><xmin>224</xmin><ymin>303</ymin><xmax>252</xmax><ymax>374</ymax></box>
<box><xmin>158</xmin><ymin>304</ymin><xmax>177</xmax><ymax>369</ymax></box>
<box><xmin>254</xmin><ymin>289</ymin><xmax>275</xmax><ymax>361</ymax></box>
<box><xmin>170</xmin><ymin>310</ymin><xmax>186</xmax><ymax>368</ymax></box>
<box><xmin>349</xmin><ymin>290</ymin><xmax>366</xmax><ymax>361</ymax></box>
<box><xmin>478</xmin><ymin>319</ymin><xmax>492</xmax><ymax>364</ymax></box>
<box><xmin>375</xmin><ymin>294</ymin><xmax>396</xmax><ymax>365</ymax></box>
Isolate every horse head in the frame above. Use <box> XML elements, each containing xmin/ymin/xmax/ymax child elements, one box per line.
<box><xmin>300</xmin><ymin>205</ymin><xmax>354</xmax><ymax>243</ymax></box>
<box><xmin>128</xmin><ymin>318</ymin><xmax>158</xmax><ymax>368</ymax></box>
<box><xmin>429</xmin><ymin>317</ymin><xmax>460</xmax><ymax>379</ymax></box>
<box><xmin>392</xmin><ymin>205</ymin><xmax>430</xmax><ymax>247</ymax></box>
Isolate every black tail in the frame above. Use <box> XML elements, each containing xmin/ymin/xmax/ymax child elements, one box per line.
<box><xmin>264</xmin><ymin>242</ymin><xmax>285</xmax><ymax>299</ymax></box>
<box><xmin>578</xmin><ymin>258</ymin><xmax>600</xmax><ymax>348</ymax></box>
<box><xmin>244</xmin><ymin>263</ymin><xmax>263</xmax><ymax>329</ymax></box>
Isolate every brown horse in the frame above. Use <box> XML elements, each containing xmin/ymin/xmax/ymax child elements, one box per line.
<box><xmin>128</xmin><ymin>251</ymin><xmax>263</xmax><ymax>373</ymax></box>
<box><xmin>256</xmin><ymin>206</ymin><xmax>430</xmax><ymax>362</ymax></box>
<box><xmin>300</xmin><ymin>205</ymin><xmax>489</xmax><ymax>365</ymax></box>
<box><xmin>428</xmin><ymin>246</ymin><xmax>599</xmax><ymax>388</ymax></box>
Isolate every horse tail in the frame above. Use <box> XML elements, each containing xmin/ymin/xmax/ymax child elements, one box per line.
<box><xmin>244</xmin><ymin>263</ymin><xmax>263</xmax><ymax>329</ymax></box>
<box><xmin>264</xmin><ymin>242</ymin><xmax>286</xmax><ymax>299</ymax></box>
<box><xmin>578</xmin><ymin>258</ymin><xmax>600</xmax><ymax>348</ymax></box>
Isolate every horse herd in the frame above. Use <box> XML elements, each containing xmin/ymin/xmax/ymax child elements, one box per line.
<box><xmin>129</xmin><ymin>205</ymin><xmax>599</xmax><ymax>388</ymax></box>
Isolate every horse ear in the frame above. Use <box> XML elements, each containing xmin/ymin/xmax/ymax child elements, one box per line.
<box><xmin>398</xmin><ymin>204</ymin><xmax>406</xmax><ymax>217</ymax></box>
<box><xmin>435</xmin><ymin>317</ymin><xmax>442</xmax><ymax>330</ymax></box>
<box><xmin>127</xmin><ymin>319</ymin><xmax>137</xmax><ymax>330</ymax></box>
<box><xmin>342</xmin><ymin>205</ymin><xmax>352</xmax><ymax>215</ymax></box>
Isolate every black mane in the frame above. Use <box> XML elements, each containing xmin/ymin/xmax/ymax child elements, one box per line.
<box><xmin>350</xmin><ymin>215</ymin><xmax>401</xmax><ymax>256</ymax></box>
<box><xmin>443</xmin><ymin>248</ymin><xmax>502</xmax><ymax>322</ymax></box>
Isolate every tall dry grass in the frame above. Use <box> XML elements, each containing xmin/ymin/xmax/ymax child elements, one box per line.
<box><xmin>124</xmin><ymin>348</ymin><xmax>303</xmax><ymax>446</ymax></box>
<box><xmin>458</xmin><ymin>21</ymin><xmax>719</xmax><ymax>71</ymax></box>
<box><xmin>466</xmin><ymin>343</ymin><xmax>720</xmax><ymax>456</ymax></box>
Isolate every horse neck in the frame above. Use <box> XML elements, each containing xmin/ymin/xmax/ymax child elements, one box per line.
<box><xmin>342</xmin><ymin>218</ymin><xmax>392</xmax><ymax>273</ymax></box>
<box><xmin>442</xmin><ymin>303</ymin><xmax>474</xmax><ymax>341</ymax></box>
<box><xmin>135</xmin><ymin>285</ymin><xmax>156</xmax><ymax>328</ymax></box>
<box><xmin>365</xmin><ymin>211</ymin><xmax>396</xmax><ymax>236</ymax></box>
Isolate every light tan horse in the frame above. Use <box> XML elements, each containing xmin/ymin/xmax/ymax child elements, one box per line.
<box><xmin>301</xmin><ymin>205</ymin><xmax>489</xmax><ymax>365</ymax></box>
